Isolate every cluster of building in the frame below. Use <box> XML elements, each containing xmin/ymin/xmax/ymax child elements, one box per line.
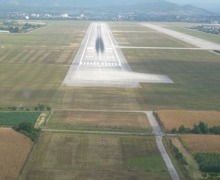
<box><xmin>5</xmin><ymin>12</ymin><xmax>87</xmax><ymax>20</ymax></box>
<box><xmin>191</xmin><ymin>24</ymin><xmax>220</xmax><ymax>35</ymax></box>
<box><xmin>2</xmin><ymin>9</ymin><xmax>220</xmax><ymax>23</ymax></box>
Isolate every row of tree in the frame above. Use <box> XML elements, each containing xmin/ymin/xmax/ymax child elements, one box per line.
<box><xmin>0</xmin><ymin>23</ymin><xmax>45</xmax><ymax>33</ymax></box>
<box><xmin>0</xmin><ymin>26</ymin><xmax>19</xmax><ymax>32</ymax></box>
<box><xmin>169</xmin><ymin>139</ymin><xmax>187</xmax><ymax>166</ymax></box>
<box><xmin>0</xmin><ymin>104</ymin><xmax>51</xmax><ymax>111</ymax></box>
<box><xmin>171</xmin><ymin>122</ymin><xmax>220</xmax><ymax>135</ymax></box>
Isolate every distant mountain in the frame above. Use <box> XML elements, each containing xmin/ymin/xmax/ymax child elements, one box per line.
<box><xmin>0</xmin><ymin>0</ymin><xmax>212</xmax><ymax>16</ymax></box>
<box><xmin>125</xmin><ymin>2</ymin><xmax>211</xmax><ymax>16</ymax></box>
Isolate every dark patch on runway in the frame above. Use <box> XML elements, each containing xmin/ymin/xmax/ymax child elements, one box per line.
<box><xmin>96</xmin><ymin>37</ymin><xmax>104</xmax><ymax>53</ymax></box>
<box><xmin>96</xmin><ymin>25</ymin><xmax>105</xmax><ymax>54</ymax></box>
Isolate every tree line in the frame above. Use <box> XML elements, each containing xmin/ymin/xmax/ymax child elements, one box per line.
<box><xmin>171</xmin><ymin>122</ymin><xmax>220</xmax><ymax>135</ymax></box>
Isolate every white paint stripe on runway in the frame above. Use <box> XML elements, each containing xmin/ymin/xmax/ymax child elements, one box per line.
<box><xmin>105</xmin><ymin>24</ymin><xmax>124</xmax><ymax>71</ymax></box>
<box><xmin>78</xmin><ymin>24</ymin><xmax>94</xmax><ymax>69</ymax></box>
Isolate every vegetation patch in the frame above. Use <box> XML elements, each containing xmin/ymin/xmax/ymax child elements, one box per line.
<box><xmin>168</xmin><ymin>139</ymin><xmax>187</xmax><ymax>166</ymax></box>
<box><xmin>0</xmin><ymin>112</ymin><xmax>41</xmax><ymax>126</ymax></box>
<box><xmin>0</xmin><ymin>104</ymin><xmax>51</xmax><ymax>111</ymax></box>
<box><xmin>13</xmin><ymin>122</ymin><xmax>40</xmax><ymax>141</ymax></box>
<box><xmin>171</xmin><ymin>121</ymin><xmax>220</xmax><ymax>135</ymax></box>
<box><xmin>194</xmin><ymin>153</ymin><xmax>220</xmax><ymax>173</ymax></box>
<box><xmin>0</xmin><ymin>20</ymin><xmax>46</xmax><ymax>33</ymax></box>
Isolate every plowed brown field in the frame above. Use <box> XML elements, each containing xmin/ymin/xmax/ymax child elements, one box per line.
<box><xmin>0</xmin><ymin>128</ymin><xmax>32</xmax><ymax>180</ymax></box>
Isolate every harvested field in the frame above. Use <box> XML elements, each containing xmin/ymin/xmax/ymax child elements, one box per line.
<box><xmin>20</xmin><ymin>132</ymin><xmax>171</xmax><ymax>180</ymax></box>
<box><xmin>0</xmin><ymin>128</ymin><xmax>32</xmax><ymax>180</ymax></box>
<box><xmin>47</xmin><ymin>110</ymin><xmax>151</xmax><ymax>132</ymax></box>
<box><xmin>180</xmin><ymin>134</ymin><xmax>220</xmax><ymax>153</ymax></box>
<box><xmin>156</xmin><ymin>110</ymin><xmax>220</xmax><ymax>132</ymax></box>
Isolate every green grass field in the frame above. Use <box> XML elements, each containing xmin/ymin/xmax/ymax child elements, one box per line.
<box><xmin>20</xmin><ymin>132</ymin><xmax>171</xmax><ymax>180</ymax></box>
<box><xmin>0</xmin><ymin>112</ymin><xmax>40</xmax><ymax>126</ymax></box>
<box><xmin>124</xmin><ymin>48</ymin><xmax>220</xmax><ymax>110</ymax></box>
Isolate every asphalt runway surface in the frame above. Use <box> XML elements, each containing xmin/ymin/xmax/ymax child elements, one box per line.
<box><xmin>63</xmin><ymin>23</ymin><xmax>173</xmax><ymax>87</ymax></box>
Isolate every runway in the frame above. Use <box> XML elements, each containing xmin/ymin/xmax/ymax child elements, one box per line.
<box><xmin>142</xmin><ymin>23</ymin><xmax>220</xmax><ymax>50</ymax></box>
<box><xmin>63</xmin><ymin>23</ymin><xmax>173</xmax><ymax>88</ymax></box>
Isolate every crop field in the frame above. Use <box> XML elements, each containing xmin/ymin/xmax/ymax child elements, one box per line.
<box><xmin>180</xmin><ymin>134</ymin><xmax>220</xmax><ymax>153</ymax></box>
<box><xmin>0</xmin><ymin>111</ymin><xmax>41</xmax><ymax>126</ymax></box>
<box><xmin>46</xmin><ymin>110</ymin><xmax>151</xmax><ymax>132</ymax></box>
<box><xmin>20</xmin><ymin>132</ymin><xmax>171</xmax><ymax>180</ymax></box>
<box><xmin>156</xmin><ymin>110</ymin><xmax>220</xmax><ymax>131</ymax></box>
<box><xmin>0</xmin><ymin>128</ymin><xmax>32</xmax><ymax>180</ymax></box>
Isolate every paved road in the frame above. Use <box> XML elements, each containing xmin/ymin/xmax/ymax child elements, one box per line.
<box><xmin>145</xmin><ymin>111</ymin><xmax>180</xmax><ymax>180</ymax></box>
